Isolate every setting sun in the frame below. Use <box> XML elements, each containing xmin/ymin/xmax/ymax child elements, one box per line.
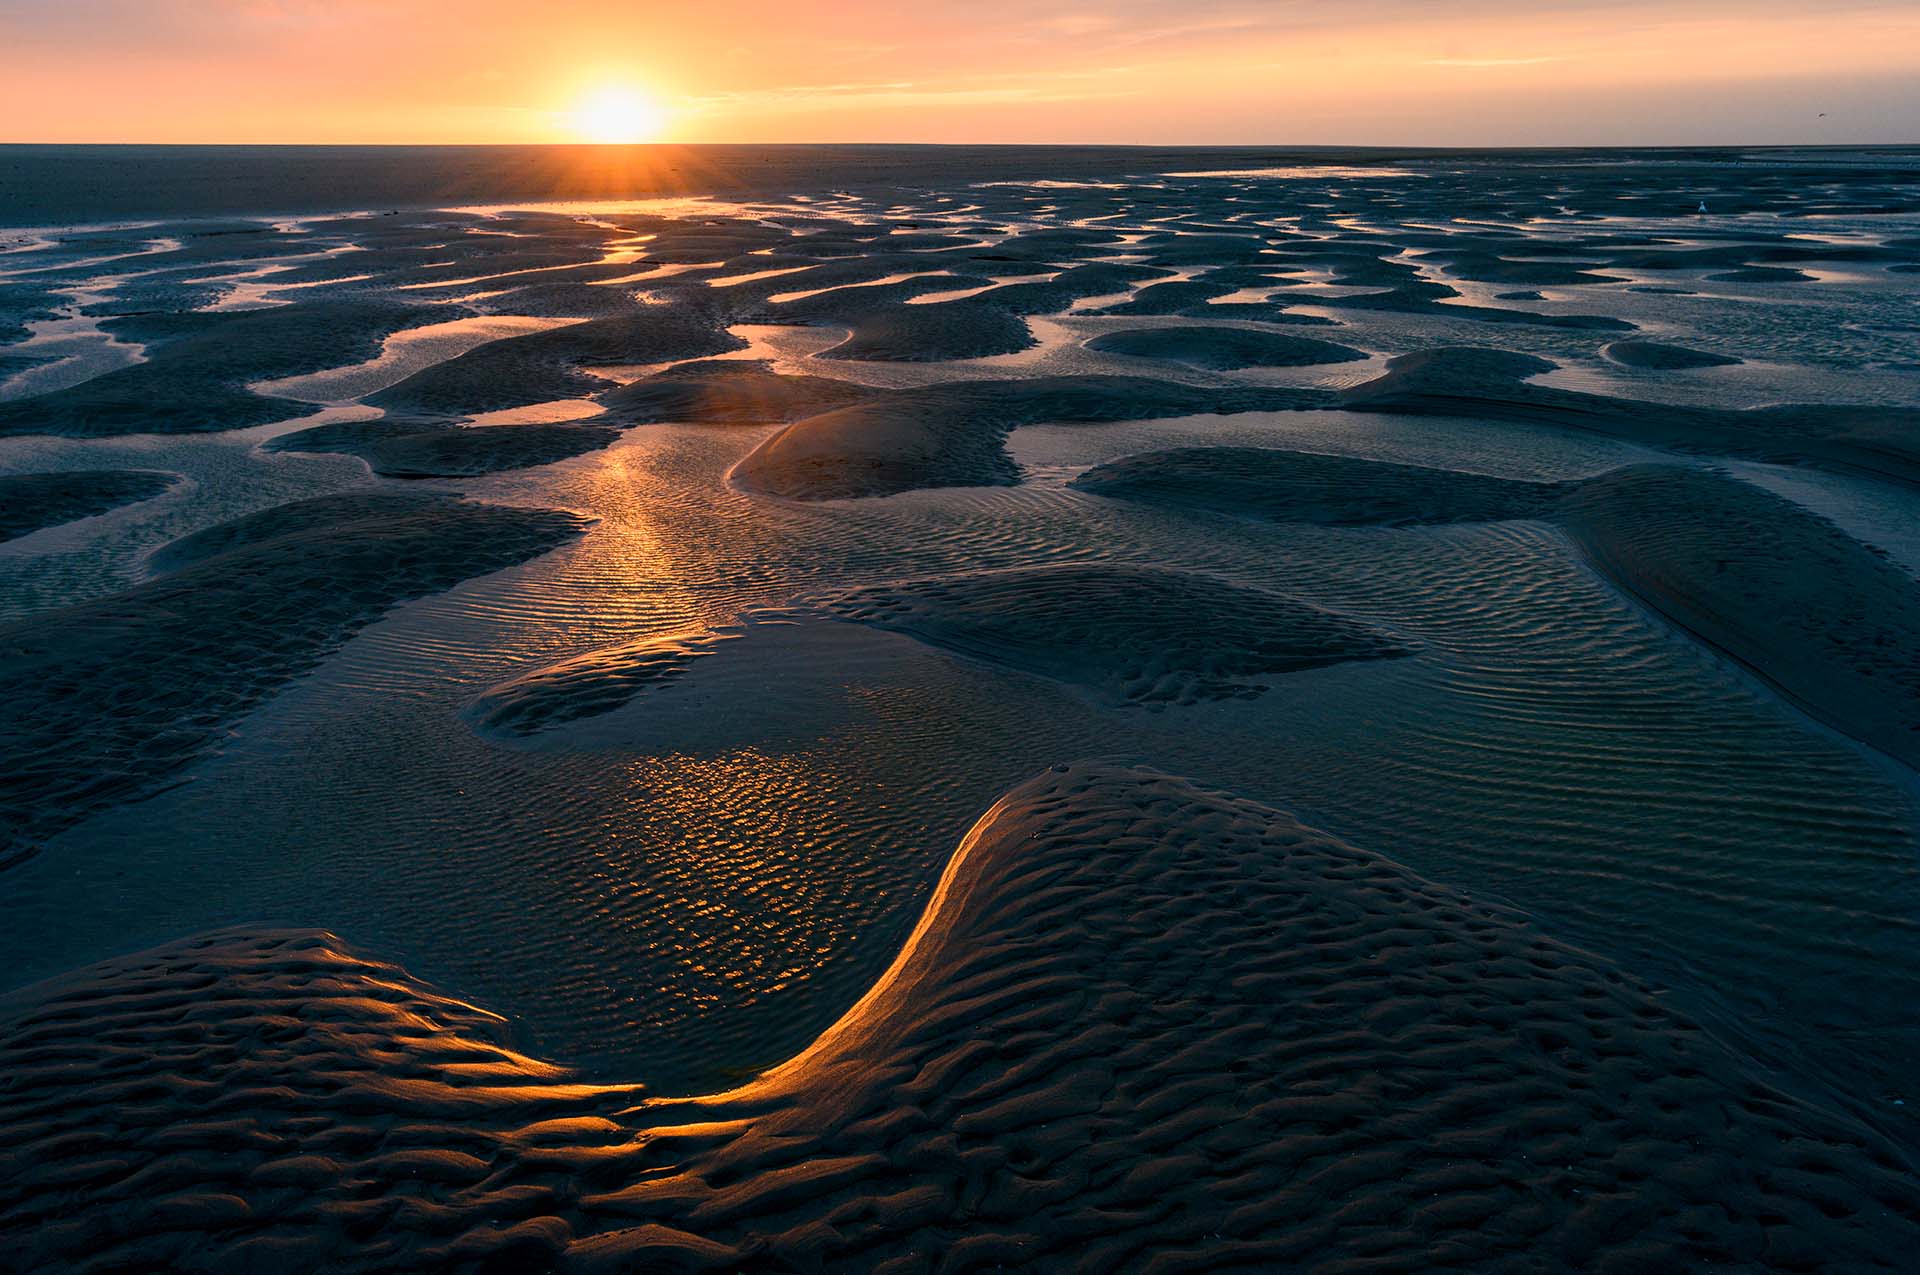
<box><xmin>569</xmin><ymin>85</ymin><xmax>668</xmax><ymax>144</ymax></box>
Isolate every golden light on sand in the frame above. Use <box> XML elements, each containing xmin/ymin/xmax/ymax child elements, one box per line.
<box><xmin>570</xmin><ymin>85</ymin><xmax>669</xmax><ymax>144</ymax></box>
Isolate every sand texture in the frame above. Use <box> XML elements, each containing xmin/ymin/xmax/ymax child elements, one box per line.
<box><xmin>1557</xmin><ymin>465</ymin><xmax>1920</xmax><ymax>771</ymax></box>
<box><xmin>1603</xmin><ymin>340</ymin><xmax>1742</xmax><ymax>370</ymax></box>
<box><xmin>3</xmin><ymin>764</ymin><xmax>1915</xmax><ymax>1273</ymax></box>
<box><xmin>1086</xmin><ymin>325</ymin><xmax>1367</xmax><ymax>369</ymax></box>
<box><xmin>0</xmin><ymin>299</ymin><xmax>445</xmax><ymax>437</ymax></box>
<box><xmin>1073</xmin><ymin>447</ymin><xmax>1564</xmax><ymax>526</ymax></box>
<box><xmin>4</xmin><ymin>149</ymin><xmax>1920</xmax><ymax>1271</ymax></box>
<box><xmin>466</xmin><ymin>628</ymin><xmax>743</xmax><ymax>737</ymax></box>
<box><xmin>733</xmin><ymin>376</ymin><xmax>1332</xmax><ymax>500</ymax></box>
<box><xmin>1343</xmin><ymin>348</ymin><xmax>1920</xmax><ymax>485</ymax></box>
<box><xmin>0</xmin><ymin>492</ymin><xmax>586</xmax><ymax>866</ymax></box>
<box><xmin>368</xmin><ymin>309</ymin><xmax>744</xmax><ymax>417</ymax></box>
<box><xmin>1074</xmin><ymin>445</ymin><xmax>1920</xmax><ymax>769</ymax></box>
<box><xmin>0</xmin><ymin>469</ymin><xmax>176</xmax><ymax>541</ymax></box>
<box><xmin>598</xmin><ymin>359</ymin><xmax>873</xmax><ymax>425</ymax></box>
<box><xmin>820</xmin><ymin>300</ymin><xmax>1036</xmax><ymax>363</ymax></box>
<box><xmin>829</xmin><ymin>565</ymin><xmax>1408</xmax><ymax>705</ymax></box>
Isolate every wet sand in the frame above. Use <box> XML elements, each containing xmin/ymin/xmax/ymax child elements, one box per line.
<box><xmin>1</xmin><ymin>147</ymin><xmax>1918</xmax><ymax>1269</ymax></box>
<box><xmin>4</xmin><ymin>763</ymin><xmax>1917</xmax><ymax>1272</ymax></box>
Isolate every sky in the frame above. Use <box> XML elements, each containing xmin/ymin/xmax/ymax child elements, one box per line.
<box><xmin>2</xmin><ymin>0</ymin><xmax>1917</xmax><ymax>145</ymax></box>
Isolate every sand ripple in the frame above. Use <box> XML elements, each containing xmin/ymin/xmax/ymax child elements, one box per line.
<box><xmin>829</xmin><ymin>564</ymin><xmax>1407</xmax><ymax>706</ymax></box>
<box><xmin>3</xmin><ymin>764</ymin><xmax>1914</xmax><ymax>1272</ymax></box>
<box><xmin>0</xmin><ymin>491</ymin><xmax>586</xmax><ymax>866</ymax></box>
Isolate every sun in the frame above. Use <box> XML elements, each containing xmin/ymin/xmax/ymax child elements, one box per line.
<box><xmin>569</xmin><ymin>85</ymin><xmax>668</xmax><ymax>144</ymax></box>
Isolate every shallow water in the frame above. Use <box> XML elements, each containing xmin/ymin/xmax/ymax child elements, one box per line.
<box><xmin>2</xmin><ymin>150</ymin><xmax>1919</xmax><ymax>1156</ymax></box>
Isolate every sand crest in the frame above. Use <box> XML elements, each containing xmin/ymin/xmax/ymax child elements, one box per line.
<box><xmin>3</xmin><ymin>764</ymin><xmax>1915</xmax><ymax>1272</ymax></box>
<box><xmin>1603</xmin><ymin>340</ymin><xmax>1742</xmax><ymax>370</ymax></box>
<box><xmin>466</xmin><ymin>628</ymin><xmax>743</xmax><ymax>737</ymax></box>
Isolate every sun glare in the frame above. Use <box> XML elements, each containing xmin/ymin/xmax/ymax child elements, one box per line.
<box><xmin>570</xmin><ymin>85</ymin><xmax>668</xmax><ymax>144</ymax></box>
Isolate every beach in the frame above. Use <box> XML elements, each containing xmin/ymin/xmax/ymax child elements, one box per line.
<box><xmin>2</xmin><ymin>145</ymin><xmax>1919</xmax><ymax>1269</ymax></box>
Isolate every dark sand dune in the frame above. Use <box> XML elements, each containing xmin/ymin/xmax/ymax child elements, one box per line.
<box><xmin>368</xmin><ymin>308</ymin><xmax>744</xmax><ymax>417</ymax></box>
<box><xmin>0</xmin><ymin>469</ymin><xmax>176</xmax><ymax>542</ymax></box>
<box><xmin>1710</xmin><ymin>266</ymin><xmax>1815</xmax><ymax>283</ymax></box>
<box><xmin>365</xmin><ymin>423</ymin><xmax>627</xmax><ymax>478</ymax></box>
<box><xmin>264</xmin><ymin>416</ymin><xmax>460</xmax><ymax>460</ymax></box>
<box><xmin>274</xmin><ymin>414</ymin><xmax>628</xmax><ymax>480</ymax></box>
<box><xmin>597</xmin><ymin>359</ymin><xmax>872</xmax><ymax>425</ymax></box>
<box><xmin>466</xmin><ymin>628</ymin><xmax>743</xmax><ymax>738</ymax></box>
<box><xmin>1129</xmin><ymin>231</ymin><xmax>1275</xmax><ymax>265</ymax></box>
<box><xmin>471</xmin><ymin>282</ymin><xmax>647</xmax><ymax>318</ymax></box>
<box><xmin>729</xmin><ymin>272</ymin><xmax>1006</xmax><ymax>328</ymax></box>
<box><xmin>1556</xmin><ymin>465</ymin><xmax>1920</xmax><ymax>772</ymax></box>
<box><xmin>1414</xmin><ymin>249</ymin><xmax>1625</xmax><ymax>286</ymax></box>
<box><xmin>1086</xmin><ymin>325</ymin><xmax>1367</xmax><ymax>370</ymax></box>
<box><xmin>1343</xmin><ymin>347</ymin><xmax>1920</xmax><ymax>484</ymax></box>
<box><xmin>733</xmin><ymin>376</ymin><xmax>1333</xmax><ymax>500</ymax></box>
<box><xmin>7</xmin><ymin>151</ymin><xmax>1920</xmax><ymax>1272</ymax></box>
<box><xmin>820</xmin><ymin>299</ymin><xmax>1035</xmax><ymax>362</ymax></box>
<box><xmin>1073</xmin><ymin>446</ymin><xmax>1563</xmax><ymax>526</ymax></box>
<box><xmin>1087</xmin><ymin>279</ymin><xmax>1239</xmax><ymax>314</ymax></box>
<box><xmin>0</xmin><ymin>283</ymin><xmax>60</xmax><ymax>345</ymax></box>
<box><xmin>1076</xmin><ymin>445</ymin><xmax>1920</xmax><ymax>770</ymax></box>
<box><xmin>1189</xmin><ymin>301</ymin><xmax>1343</xmax><ymax>325</ymax></box>
<box><xmin>3</xmin><ymin>764</ymin><xmax>1915</xmax><ymax>1273</ymax></box>
<box><xmin>0</xmin><ymin>929</ymin><xmax>643</xmax><ymax>1275</ymax></box>
<box><xmin>0</xmin><ymin>299</ymin><xmax>447</xmax><ymax>437</ymax></box>
<box><xmin>0</xmin><ymin>492</ymin><xmax>586</xmax><ymax>867</ymax></box>
<box><xmin>1264</xmin><ymin>247</ymin><xmax>1636</xmax><ymax>330</ymax></box>
<box><xmin>1319</xmin><ymin>284</ymin><xmax>1636</xmax><ymax>330</ymax></box>
<box><xmin>965</xmin><ymin>263</ymin><xmax>1175</xmax><ymax>315</ymax></box>
<box><xmin>748</xmin><ymin>274</ymin><xmax>998</xmax><ymax>325</ymax></box>
<box><xmin>1603</xmin><ymin>340</ymin><xmax>1742</xmax><ymax>370</ymax></box>
<box><xmin>829</xmin><ymin>565</ymin><xmax>1406</xmax><ymax>706</ymax></box>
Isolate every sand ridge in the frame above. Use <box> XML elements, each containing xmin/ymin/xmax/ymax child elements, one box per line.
<box><xmin>1342</xmin><ymin>347</ymin><xmax>1920</xmax><ymax>486</ymax></box>
<box><xmin>3</xmin><ymin>151</ymin><xmax>1920</xmax><ymax>1269</ymax></box>
<box><xmin>0</xmin><ymin>491</ymin><xmax>588</xmax><ymax>867</ymax></box>
<box><xmin>3</xmin><ymin>763</ymin><xmax>1915</xmax><ymax>1272</ymax></box>
<box><xmin>827</xmin><ymin>564</ymin><xmax>1410</xmax><ymax>706</ymax></box>
<box><xmin>1085</xmin><ymin>325</ymin><xmax>1368</xmax><ymax>369</ymax></box>
<box><xmin>466</xmin><ymin>627</ymin><xmax>745</xmax><ymax>738</ymax></box>
<box><xmin>0</xmin><ymin>468</ymin><xmax>177</xmax><ymax>542</ymax></box>
<box><xmin>1072</xmin><ymin>446</ymin><xmax>1565</xmax><ymax>526</ymax></box>
<box><xmin>1073</xmin><ymin>446</ymin><xmax>1920</xmax><ymax>771</ymax></box>
<box><xmin>0</xmin><ymin>298</ymin><xmax>450</xmax><ymax>437</ymax></box>
<box><xmin>732</xmin><ymin>376</ymin><xmax>1334</xmax><ymax>500</ymax></box>
<box><xmin>367</xmin><ymin>307</ymin><xmax>745</xmax><ymax>417</ymax></box>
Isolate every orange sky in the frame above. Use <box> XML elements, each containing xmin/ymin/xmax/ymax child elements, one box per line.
<box><xmin>4</xmin><ymin>1</ymin><xmax>1918</xmax><ymax>144</ymax></box>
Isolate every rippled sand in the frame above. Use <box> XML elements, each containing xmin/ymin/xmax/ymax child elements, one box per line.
<box><xmin>2</xmin><ymin>148</ymin><xmax>1918</xmax><ymax>1268</ymax></box>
